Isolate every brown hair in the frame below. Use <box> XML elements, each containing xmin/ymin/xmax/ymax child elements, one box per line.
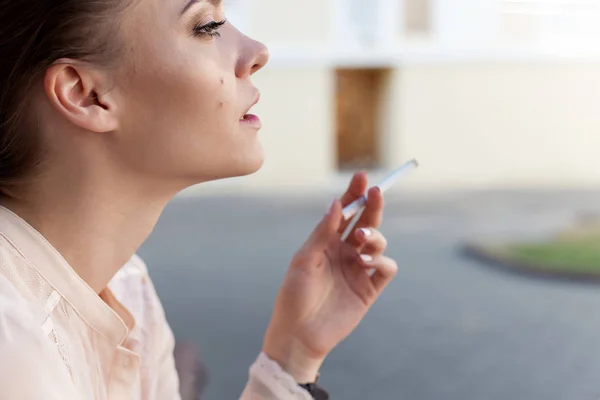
<box><xmin>0</xmin><ymin>0</ymin><xmax>130</xmax><ymax>195</ymax></box>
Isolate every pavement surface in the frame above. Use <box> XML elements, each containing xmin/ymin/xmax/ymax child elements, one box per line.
<box><xmin>139</xmin><ymin>190</ymin><xmax>600</xmax><ymax>400</ymax></box>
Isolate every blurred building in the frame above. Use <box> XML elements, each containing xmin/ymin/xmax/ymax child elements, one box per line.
<box><xmin>191</xmin><ymin>0</ymin><xmax>600</xmax><ymax>195</ymax></box>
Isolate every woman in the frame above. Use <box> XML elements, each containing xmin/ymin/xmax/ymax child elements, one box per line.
<box><xmin>0</xmin><ymin>0</ymin><xmax>398</xmax><ymax>398</ymax></box>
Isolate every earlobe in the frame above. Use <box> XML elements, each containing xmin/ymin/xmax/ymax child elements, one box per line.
<box><xmin>43</xmin><ymin>61</ymin><xmax>119</xmax><ymax>133</ymax></box>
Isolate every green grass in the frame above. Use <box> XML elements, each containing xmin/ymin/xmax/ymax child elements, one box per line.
<box><xmin>503</xmin><ymin>238</ymin><xmax>600</xmax><ymax>274</ymax></box>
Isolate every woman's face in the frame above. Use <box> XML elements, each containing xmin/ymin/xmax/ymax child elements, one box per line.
<box><xmin>110</xmin><ymin>0</ymin><xmax>269</xmax><ymax>186</ymax></box>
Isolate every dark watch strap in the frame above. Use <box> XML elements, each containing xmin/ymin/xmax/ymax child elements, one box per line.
<box><xmin>298</xmin><ymin>382</ymin><xmax>330</xmax><ymax>400</ymax></box>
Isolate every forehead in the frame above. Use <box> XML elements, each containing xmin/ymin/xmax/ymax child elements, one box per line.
<box><xmin>182</xmin><ymin>0</ymin><xmax>223</xmax><ymax>13</ymax></box>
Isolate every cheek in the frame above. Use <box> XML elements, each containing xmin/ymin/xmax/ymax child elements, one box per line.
<box><xmin>116</xmin><ymin>39</ymin><xmax>241</xmax><ymax>152</ymax></box>
<box><xmin>165</xmin><ymin>66</ymin><xmax>234</xmax><ymax>120</ymax></box>
<box><xmin>130</xmin><ymin>70</ymin><xmax>233</xmax><ymax>132</ymax></box>
<box><xmin>215</xmin><ymin>76</ymin><xmax>238</xmax><ymax>114</ymax></box>
<box><xmin>120</xmin><ymin>28</ymin><xmax>238</xmax><ymax>130</ymax></box>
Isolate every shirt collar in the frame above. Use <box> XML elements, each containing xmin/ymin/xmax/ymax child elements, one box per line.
<box><xmin>0</xmin><ymin>205</ymin><xmax>131</xmax><ymax>346</ymax></box>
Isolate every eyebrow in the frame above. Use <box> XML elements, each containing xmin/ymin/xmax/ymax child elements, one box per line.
<box><xmin>181</xmin><ymin>0</ymin><xmax>222</xmax><ymax>15</ymax></box>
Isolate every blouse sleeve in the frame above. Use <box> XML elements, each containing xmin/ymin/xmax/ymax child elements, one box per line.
<box><xmin>240</xmin><ymin>352</ymin><xmax>314</xmax><ymax>400</ymax></box>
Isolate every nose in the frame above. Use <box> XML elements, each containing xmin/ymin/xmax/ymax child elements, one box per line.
<box><xmin>236</xmin><ymin>36</ymin><xmax>270</xmax><ymax>79</ymax></box>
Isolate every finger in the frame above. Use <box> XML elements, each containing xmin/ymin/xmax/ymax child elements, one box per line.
<box><xmin>353</xmin><ymin>227</ymin><xmax>388</xmax><ymax>256</ymax></box>
<box><xmin>302</xmin><ymin>198</ymin><xmax>342</xmax><ymax>255</ymax></box>
<box><xmin>358</xmin><ymin>255</ymin><xmax>398</xmax><ymax>293</ymax></box>
<box><xmin>361</xmin><ymin>186</ymin><xmax>384</xmax><ymax>229</ymax></box>
<box><xmin>343</xmin><ymin>187</ymin><xmax>384</xmax><ymax>247</ymax></box>
<box><xmin>339</xmin><ymin>171</ymin><xmax>368</xmax><ymax>207</ymax></box>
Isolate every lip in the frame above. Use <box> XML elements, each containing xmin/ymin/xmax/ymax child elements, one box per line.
<box><xmin>241</xmin><ymin>92</ymin><xmax>260</xmax><ymax>118</ymax></box>
<box><xmin>240</xmin><ymin>114</ymin><xmax>261</xmax><ymax>128</ymax></box>
<box><xmin>240</xmin><ymin>91</ymin><xmax>261</xmax><ymax>129</ymax></box>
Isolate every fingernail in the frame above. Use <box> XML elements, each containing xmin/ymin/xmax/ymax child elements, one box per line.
<box><xmin>359</xmin><ymin>228</ymin><xmax>372</xmax><ymax>237</ymax></box>
<box><xmin>360</xmin><ymin>254</ymin><xmax>373</xmax><ymax>263</ymax></box>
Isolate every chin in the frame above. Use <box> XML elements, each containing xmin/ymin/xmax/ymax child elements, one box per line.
<box><xmin>207</xmin><ymin>150</ymin><xmax>265</xmax><ymax>182</ymax></box>
<box><xmin>236</xmin><ymin>152</ymin><xmax>265</xmax><ymax>177</ymax></box>
<box><xmin>182</xmin><ymin>144</ymin><xmax>265</xmax><ymax>185</ymax></box>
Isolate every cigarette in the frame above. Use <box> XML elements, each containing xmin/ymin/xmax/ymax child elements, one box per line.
<box><xmin>341</xmin><ymin>159</ymin><xmax>418</xmax><ymax>220</ymax></box>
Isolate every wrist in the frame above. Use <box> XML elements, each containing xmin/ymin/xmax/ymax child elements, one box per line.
<box><xmin>262</xmin><ymin>340</ymin><xmax>325</xmax><ymax>383</ymax></box>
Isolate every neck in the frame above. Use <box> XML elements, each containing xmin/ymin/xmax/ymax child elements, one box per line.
<box><xmin>1</xmin><ymin>173</ymin><xmax>176</xmax><ymax>293</ymax></box>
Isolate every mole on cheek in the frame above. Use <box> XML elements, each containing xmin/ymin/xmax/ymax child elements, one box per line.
<box><xmin>217</xmin><ymin>78</ymin><xmax>225</xmax><ymax>108</ymax></box>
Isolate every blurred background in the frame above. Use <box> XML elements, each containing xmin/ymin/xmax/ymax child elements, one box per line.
<box><xmin>140</xmin><ymin>1</ymin><xmax>600</xmax><ymax>399</ymax></box>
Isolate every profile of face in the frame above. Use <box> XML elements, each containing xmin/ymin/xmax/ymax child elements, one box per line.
<box><xmin>39</xmin><ymin>0</ymin><xmax>269</xmax><ymax>192</ymax></box>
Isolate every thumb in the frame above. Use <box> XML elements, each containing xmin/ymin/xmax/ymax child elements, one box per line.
<box><xmin>303</xmin><ymin>198</ymin><xmax>342</xmax><ymax>252</ymax></box>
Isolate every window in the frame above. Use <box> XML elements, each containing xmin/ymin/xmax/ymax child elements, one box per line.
<box><xmin>331</xmin><ymin>0</ymin><xmax>400</xmax><ymax>50</ymax></box>
<box><xmin>403</xmin><ymin>0</ymin><xmax>432</xmax><ymax>37</ymax></box>
<box><xmin>332</xmin><ymin>0</ymin><xmax>378</xmax><ymax>48</ymax></box>
<box><xmin>499</xmin><ymin>0</ymin><xmax>600</xmax><ymax>50</ymax></box>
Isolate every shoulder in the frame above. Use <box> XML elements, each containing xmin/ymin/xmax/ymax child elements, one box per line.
<box><xmin>0</xmin><ymin>235</ymin><xmax>55</xmax><ymax>353</ymax></box>
<box><xmin>0</xmin><ymin>232</ymin><xmax>30</xmax><ymax>276</ymax></box>
<box><xmin>0</xmin><ymin>275</ymin><xmax>75</xmax><ymax>397</ymax></box>
<box><xmin>0</xmin><ymin>274</ymin><xmax>49</xmax><ymax>353</ymax></box>
<box><xmin>0</xmin><ymin>274</ymin><xmax>37</xmax><ymax>333</ymax></box>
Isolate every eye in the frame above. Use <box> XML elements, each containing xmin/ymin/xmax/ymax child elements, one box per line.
<box><xmin>193</xmin><ymin>19</ymin><xmax>226</xmax><ymax>38</ymax></box>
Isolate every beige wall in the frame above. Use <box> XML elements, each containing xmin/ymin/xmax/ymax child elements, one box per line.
<box><xmin>186</xmin><ymin>59</ymin><xmax>600</xmax><ymax>196</ymax></box>
<box><xmin>394</xmin><ymin>62</ymin><xmax>600</xmax><ymax>190</ymax></box>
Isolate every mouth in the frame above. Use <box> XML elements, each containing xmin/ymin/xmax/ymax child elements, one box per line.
<box><xmin>240</xmin><ymin>93</ymin><xmax>260</xmax><ymax>117</ymax></box>
<box><xmin>240</xmin><ymin>114</ymin><xmax>257</xmax><ymax>121</ymax></box>
<box><xmin>240</xmin><ymin>92</ymin><xmax>261</xmax><ymax>127</ymax></box>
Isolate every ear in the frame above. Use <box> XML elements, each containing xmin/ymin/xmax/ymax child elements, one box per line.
<box><xmin>43</xmin><ymin>60</ymin><xmax>119</xmax><ymax>133</ymax></box>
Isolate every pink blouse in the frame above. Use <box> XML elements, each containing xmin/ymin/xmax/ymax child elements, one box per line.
<box><xmin>0</xmin><ymin>205</ymin><xmax>312</xmax><ymax>399</ymax></box>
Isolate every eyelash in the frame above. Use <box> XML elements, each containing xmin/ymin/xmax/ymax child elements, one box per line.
<box><xmin>193</xmin><ymin>19</ymin><xmax>226</xmax><ymax>38</ymax></box>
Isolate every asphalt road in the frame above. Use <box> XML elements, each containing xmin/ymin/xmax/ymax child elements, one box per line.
<box><xmin>140</xmin><ymin>190</ymin><xmax>600</xmax><ymax>400</ymax></box>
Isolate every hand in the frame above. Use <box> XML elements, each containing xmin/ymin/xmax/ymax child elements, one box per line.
<box><xmin>262</xmin><ymin>172</ymin><xmax>398</xmax><ymax>383</ymax></box>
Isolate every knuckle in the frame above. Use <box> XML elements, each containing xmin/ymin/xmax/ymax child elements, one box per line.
<box><xmin>386</xmin><ymin>258</ymin><xmax>399</xmax><ymax>275</ymax></box>
<box><xmin>292</xmin><ymin>249</ymin><xmax>311</xmax><ymax>264</ymax></box>
<box><xmin>378</xmin><ymin>234</ymin><xmax>388</xmax><ymax>249</ymax></box>
<box><xmin>369</xmin><ymin>230</ymin><xmax>387</xmax><ymax>248</ymax></box>
<box><xmin>364</xmin><ymin>285</ymin><xmax>378</xmax><ymax>299</ymax></box>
